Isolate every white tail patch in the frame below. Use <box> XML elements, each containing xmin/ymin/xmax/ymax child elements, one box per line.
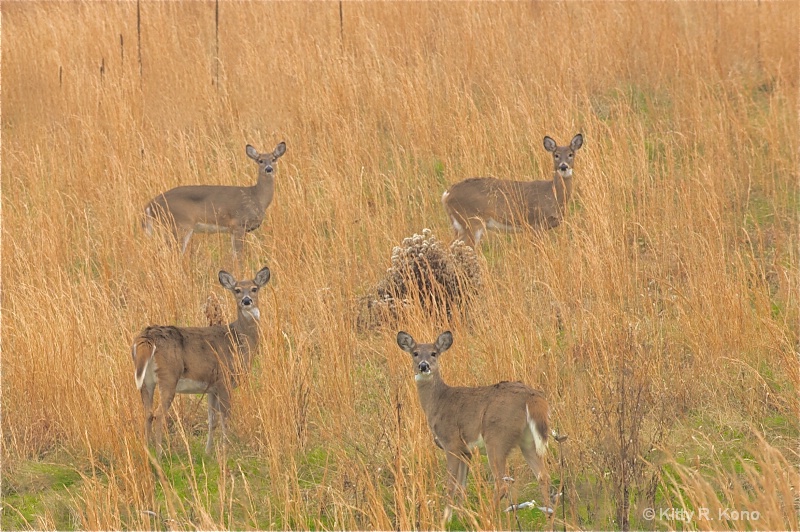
<box><xmin>527</xmin><ymin>404</ymin><xmax>547</xmax><ymax>457</ymax></box>
<box><xmin>134</xmin><ymin>343</ymin><xmax>156</xmax><ymax>391</ymax></box>
<box><xmin>143</xmin><ymin>206</ymin><xmax>154</xmax><ymax>235</ymax></box>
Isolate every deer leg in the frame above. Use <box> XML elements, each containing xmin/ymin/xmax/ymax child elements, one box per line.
<box><xmin>154</xmin><ymin>382</ymin><xmax>178</xmax><ymax>458</ymax></box>
<box><xmin>178</xmin><ymin>229</ymin><xmax>193</xmax><ymax>254</ymax></box>
<box><xmin>206</xmin><ymin>392</ymin><xmax>219</xmax><ymax>454</ymax></box>
<box><xmin>140</xmin><ymin>383</ymin><xmax>155</xmax><ymax>444</ymax></box>
<box><xmin>463</xmin><ymin>217</ymin><xmax>486</xmax><ymax>248</ymax></box>
<box><xmin>231</xmin><ymin>229</ymin><xmax>246</xmax><ymax>257</ymax></box>
<box><xmin>449</xmin><ymin>214</ymin><xmax>468</xmax><ymax>244</ymax></box>
<box><xmin>486</xmin><ymin>443</ymin><xmax>513</xmax><ymax>509</ymax></box>
<box><xmin>443</xmin><ymin>451</ymin><xmax>470</xmax><ymax>525</ymax></box>
<box><xmin>521</xmin><ymin>440</ymin><xmax>551</xmax><ymax>515</ymax></box>
<box><xmin>216</xmin><ymin>386</ymin><xmax>232</xmax><ymax>452</ymax></box>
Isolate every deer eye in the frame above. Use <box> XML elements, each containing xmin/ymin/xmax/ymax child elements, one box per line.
<box><xmin>413</xmin><ymin>352</ymin><xmax>419</xmax><ymax>358</ymax></box>
<box><xmin>234</xmin><ymin>288</ymin><xmax>242</xmax><ymax>294</ymax></box>
<box><xmin>431</xmin><ymin>353</ymin><xmax>437</xmax><ymax>358</ymax></box>
<box><xmin>251</xmin><ymin>287</ymin><xmax>258</xmax><ymax>293</ymax></box>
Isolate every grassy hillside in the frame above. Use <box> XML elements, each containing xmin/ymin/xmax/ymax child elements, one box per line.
<box><xmin>2</xmin><ymin>2</ymin><xmax>798</xmax><ymax>530</ymax></box>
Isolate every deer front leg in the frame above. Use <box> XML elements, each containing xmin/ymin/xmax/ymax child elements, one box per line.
<box><xmin>206</xmin><ymin>392</ymin><xmax>219</xmax><ymax>454</ymax></box>
<box><xmin>443</xmin><ymin>452</ymin><xmax>470</xmax><ymax>525</ymax></box>
<box><xmin>231</xmin><ymin>228</ymin><xmax>246</xmax><ymax>257</ymax></box>
<box><xmin>207</xmin><ymin>386</ymin><xmax>232</xmax><ymax>455</ymax></box>
<box><xmin>178</xmin><ymin>228</ymin><xmax>194</xmax><ymax>254</ymax></box>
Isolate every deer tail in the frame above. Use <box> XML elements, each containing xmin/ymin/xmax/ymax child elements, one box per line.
<box><xmin>526</xmin><ymin>397</ymin><xmax>550</xmax><ymax>458</ymax></box>
<box><xmin>132</xmin><ymin>337</ymin><xmax>156</xmax><ymax>391</ymax></box>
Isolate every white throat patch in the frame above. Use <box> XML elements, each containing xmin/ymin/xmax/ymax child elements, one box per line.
<box><xmin>244</xmin><ymin>307</ymin><xmax>260</xmax><ymax>320</ymax></box>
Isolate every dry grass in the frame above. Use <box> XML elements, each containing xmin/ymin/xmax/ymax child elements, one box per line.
<box><xmin>2</xmin><ymin>2</ymin><xmax>798</xmax><ymax>530</ymax></box>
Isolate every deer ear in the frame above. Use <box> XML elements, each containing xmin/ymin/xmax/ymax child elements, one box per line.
<box><xmin>219</xmin><ymin>270</ymin><xmax>237</xmax><ymax>290</ymax></box>
<box><xmin>571</xmin><ymin>133</ymin><xmax>583</xmax><ymax>151</ymax></box>
<box><xmin>396</xmin><ymin>331</ymin><xmax>416</xmax><ymax>353</ymax></box>
<box><xmin>246</xmin><ymin>144</ymin><xmax>259</xmax><ymax>161</ymax></box>
<box><xmin>543</xmin><ymin>136</ymin><xmax>557</xmax><ymax>153</ymax></box>
<box><xmin>273</xmin><ymin>141</ymin><xmax>287</xmax><ymax>158</ymax></box>
<box><xmin>254</xmin><ymin>267</ymin><xmax>271</xmax><ymax>287</ymax></box>
<box><xmin>435</xmin><ymin>331</ymin><xmax>454</xmax><ymax>353</ymax></box>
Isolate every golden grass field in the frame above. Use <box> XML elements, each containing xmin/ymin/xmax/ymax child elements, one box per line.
<box><xmin>2</xmin><ymin>2</ymin><xmax>798</xmax><ymax>530</ymax></box>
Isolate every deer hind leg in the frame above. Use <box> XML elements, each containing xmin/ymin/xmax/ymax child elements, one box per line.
<box><xmin>140</xmin><ymin>383</ymin><xmax>156</xmax><ymax>444</ymax></box>
<box><xmin>463</xmin><ymin>217</ymin><xmax>488</xmax><ymax>248</ymax></box>
<box><xmin>520</xmin><ymin>440</ymin><xmax>551</xmax><ymax>515</ymax></box>
<box><xmin>153</xmin><ymin>380</ymin><xmax>178</xmax><ymax>458</ymax></box>
<box><xmin>486</xmin><ymin>441</ymin><xmax>514</xmax><ymax>509</ymax></box>
<box><xmin>446</xmin><ymin>210</ymin><xmax>478</xmax><ymax>248</ymax></box>
<box><xmin>443</xmin><ymin>451</ymin><xmax>470</xmax><ymax>525</ymax></box>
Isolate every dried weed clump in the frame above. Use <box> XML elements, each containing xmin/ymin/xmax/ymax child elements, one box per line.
<box><xmin>359</xmin><ymin>229</ymin><xmax>484</xmax><ymax>328</ymax></box>
<box><xmin>204</xmin><ymin>293</ymin><xmax>226</xmax><ymax>326</ymax></box>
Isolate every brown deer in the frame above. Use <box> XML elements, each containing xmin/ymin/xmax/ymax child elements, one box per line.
<box><xmin>442</xmin><ymin>134</ymin><xmax>583</xmax><ymax>247</ymax></box>
<box><xmin>143</xmin><ymin>142</ymin><xmax>286</xmax><ymax>255</ymax></box>
<box><xmin>396</xmin><ymin>331</ymin><xmax>551</xmax><ymax>524</ymax></box>
<box><xmin>132</xmin><ymin>267</ymin><xmax>271</xmax><ymax>456</ymax></box>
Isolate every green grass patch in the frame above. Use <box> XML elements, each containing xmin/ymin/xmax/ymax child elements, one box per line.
<box><xmin>2</xmin><ymin>461</ymin><xmax>82</xmax><ymax>530</ymax></box>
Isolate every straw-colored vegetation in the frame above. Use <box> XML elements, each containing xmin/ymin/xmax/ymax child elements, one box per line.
<box><xmin>2</xmin><ymin>2</ymin><xmax>798</xmax><ymax>530</ymax></box>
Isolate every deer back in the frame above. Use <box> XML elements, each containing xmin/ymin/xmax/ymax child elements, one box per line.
<box><xmin>423</xmin><ymin>381</ymin><xmax>547</xmax><ymax>454</ymax></box>
<box><xmin>444</xmin><ymin>177</ymin><xmax>561</xmax><ymax>229</ymax></box>
<box><xmin>147</xmin><ymin>185</ymin><xmax>264</xmax><ymax>232</ymax></box>
<box><xmin>133</xmin><ymin>324</ymin><xmax>242</xmax><ymax>389</ymax></box>
<box><xmin>144</xmin><ymin>142</ymin><xmax>286</xmax><ymax>234</ymax></box>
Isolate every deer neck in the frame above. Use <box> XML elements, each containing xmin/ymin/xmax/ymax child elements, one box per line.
<box><xmin>415</xmin><ymin>371</ymin><xmax>450</xmax><ymax>420</ymax></box>
<box><xmin>228</xmin><ymin>309</ymin><xmax>261</xmax><ymax>367</ymax></box>
<box><xmin>553</xmin><ymin>171</ymin><xmax>574</xmax><ymax>210</ymax></box>
<box><xmin>252</xmin><ymin>172</ymin><xmax>276</xmax><ymax>211</ymax></box>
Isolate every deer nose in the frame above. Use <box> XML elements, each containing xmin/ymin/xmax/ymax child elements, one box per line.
<box><xmin>242</xmin><ymin>296</ymin><xmax>253</xmax><ymax>306</ymax></box>
<box><xmin>418</xmin><ymin>361</ymin><xmax>430</xmax><ymax>373</ymax></box>
<box><xmin>265</xmin><ymin>164</ymin><xmax>274</xmax><ymax>173</ymax></box>
<box><xmin>559</xmin><ymin>163</ymin><xmax>569</xmax><ymax>172</ymax></box>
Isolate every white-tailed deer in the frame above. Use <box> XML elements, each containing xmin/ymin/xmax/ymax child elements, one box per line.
<box><xmin>396</xmin><ymin>331</ymin><xmax>551</xmax><ymax>525</ymax></box>
<box><xmin>143</xmin><ymin>142</ymin><xmax>286</xmax><ymax>255</ymax></box>
<box><xmin>132</xmin><ymin>267</ymin><xmax>271</xmax><ymax>456</ymax></box>
<box><xmin>442</xmin><ymin>133</ymin><xmax>584</xmax><ymax>247</ymax></box>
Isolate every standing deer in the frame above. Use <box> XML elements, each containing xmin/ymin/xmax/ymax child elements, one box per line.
<box><xmin>396</xmin><ymin>331</ymin><xmax>551</xmax><ymax>524</ymax></box>
<box><xmin>143</xmin><ymin>142</ymin><xmax>287</xmax><ymax>255</ymax></box>
<box><xmin>132</xmin><ymin>267</ymin><xmax>271</xmax><ymax>456</ymax></box>
<box><xmin>442</xmin><ymin>133</ymin><xmax>584</xmax><ymax>247</ymax></box>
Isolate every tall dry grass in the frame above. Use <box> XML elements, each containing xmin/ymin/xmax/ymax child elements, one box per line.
<box><xmin>2</xmin><ymin>2</ymin><xmax>798</xmax><ymax>530</ymax></box>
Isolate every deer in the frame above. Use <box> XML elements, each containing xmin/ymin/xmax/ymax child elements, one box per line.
<box><xmin>441</xmin><ymin>133</ymin><xmax>584</xmax><ymax>248</ymax></box>
<box><xmin>143</xmin><ymin>142</ymin><xmax>287</xmax><ymax>255</ymax></box>
<box><xmin>396</xmin><ymin>331</ymin><xmax>552</xmax><ymax>525</ymax></box>
<box><xmin>131</xmin><ymin>266</ymin><xmax>271</xmax><ymax>457</ymax></box>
